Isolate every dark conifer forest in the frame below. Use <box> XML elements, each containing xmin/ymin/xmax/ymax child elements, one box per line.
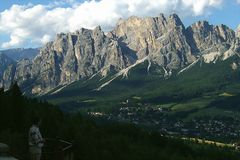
<box><xmin>0</xmin><ymin>82</ymin><xmax>240</xmax><ymax>160</ymax></box>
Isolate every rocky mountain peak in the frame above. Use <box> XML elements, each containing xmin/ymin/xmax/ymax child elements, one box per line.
<box><xmin>186</xmin><ymin>20</ymin><xmax>235</xmax><ymax>56</ymax></box>
<box><xmin>237</xmin><ymin>25</ymin><xmax>240</xmax><ymax>38</ymax></box>
<box><xmin>194</xmin><ymin>21</ymin><xmax>210</xmax><ymax>28</ymax></box>
<box><xmin>93</xmin><ymin>25</ymin><xmax>105</xmax><ymax>41</ymax></box>
<box><xmin>111</xmin><ymin>13</ymin><xmax>188</xmax><ymax>60</ymax></box>
<box><xmin>0</xmin><ymin>14</ymin><xmax>239</xmax><ymax>94</ymax></box>
<box><xmin>167</xmin><ymin>14</ymin><xmax>184</xmax><ymax>27</ymax></box>
<box><xmin>93</xmin><ymin>25</ymin><xmax>102</xmax><ymax>32</ymax></box>
<box><xmin>158</xmin><ymin>13</ymin><xmax>166</xmax><ymax>19</ymax></box>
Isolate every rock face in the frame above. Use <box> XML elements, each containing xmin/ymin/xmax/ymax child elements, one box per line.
<box><xmin>0</xmin><ymin>14</ymin><xmax>239</xmax><ymax>94</ymax></box>
<box><xmin>111</xmin><ymin>14</ymin><xmax>195</xmax><ymax>69</ymax></box>
<box><xmin>186</xmin><ymin>21</ymin><xmax>235</xmax><ymax>55</ymax></box>
<box><xmin>0</xmin><ymin>54</ymin><xmax>16</xmax><ymax>88</ymax></box>
<box><xmin>18</xmin><ymin>27</ymin><xmax>132</xmax><ymax>93</ymax></box>
<box><xmin>237</xmin><ymin>25</ymin><xmax>240</xmax><ymax>38</ymax></box>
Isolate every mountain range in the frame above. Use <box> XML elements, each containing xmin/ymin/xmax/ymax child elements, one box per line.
<box><xmin>0</xmin><ymin>48</ymin><xmax>39</xmax><ymax>61</ymax></box>
<box><xmin>0</xmin><ymin>13</ymin><xmax>240</xmax><ymax>96</ymax></box>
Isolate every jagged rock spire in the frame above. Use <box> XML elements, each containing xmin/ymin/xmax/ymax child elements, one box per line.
<box><xmin>0</xmin><ymin>14</ymin><xmax>239</xmax><ymax>94</ymax></box>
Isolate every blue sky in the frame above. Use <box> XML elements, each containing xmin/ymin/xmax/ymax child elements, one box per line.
<box><xmin>183</xmin><ymin>0</ymin><xmax>240</xmax><ymax>29</ymax></box>
<box><xmin>0</xmin><ymin>0</ymin><xmax>240</xmax><ymax>49</ymax></box>
<box><xmin>0</xmin><ymin>0</ymin><xmax>80</xmax><ymax>11</ymax></box>
<box><xmin>0</xmin><ymin>0</ymin><xmax>45</xmax><ymax>10</ymax></box>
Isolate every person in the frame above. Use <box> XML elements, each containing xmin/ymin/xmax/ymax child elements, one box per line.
<box><xmin>28</xmin><ymin>117</ymin><xmax>44</xmax><ymax>160</ymax></box>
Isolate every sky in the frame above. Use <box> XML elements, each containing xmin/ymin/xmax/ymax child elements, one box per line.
<box><xmin>0</xmin><ymin>0</ymin><xmax>240</xmax><ymax>50</ymax></box>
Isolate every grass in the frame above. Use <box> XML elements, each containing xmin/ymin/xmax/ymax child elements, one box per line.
<box><xmin>43</xmin><ymin>54</ymin><xmax>240</xmax><ymax>121</ymax></box>
<box><xmin>182</xmin><ymin>137</ymin><xmax>234</xmax><ymax>148</ymax></box>
<box><xmin>171</xmin><ymin>97</ymin><xmax>213</xmax><ymax>112</ymax></box>
<box><xmin>82</xmin><ymin>99</ymin><xmax>97</xmax><ymax>103</ymax></box>
<box><xmin>219</xmin><ymin>92</ymin><xmax>235</xmax><ymax>97</ymax></box>
<box><xmin>158</xmin><ymin>103</ymin><xmax>177</xmax><ymax>109</ymax></box>
<box><xmin>132</xmin><ymin>96</ymin><xmax>142</xmax><ymax>100</ymax></box>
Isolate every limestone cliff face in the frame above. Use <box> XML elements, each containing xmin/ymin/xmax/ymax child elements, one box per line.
<box><xmin>28</xmin><ymin>26</ymin><xmax>131</xmax><ymax>93</ymax></box>
<box><xmin>2</xmin><ymin>64</ymin><xmax>16</xmax><ymax>88</ymax></box>
<box><xmin>186</xmin><ymin>21</ymin><xmax>236</xmax><ymax>54</ymax></box>
<box><xmin>0</xmin><ymin>54</ymin><xmax>16</xmax><ymax>88</ymax></box>
<box><xmin>110</xmin><ymin>14</ymin><xmax>195</xmax><ymax>69</ymax></box>
<box><xmin>237</xmin><ymin>25</ymin><xmax>240</xmax><ymax>38</ymax></box>
<box><xmin>0</xmin><ymin>14</ymin><xmax>239</xmax><ymax>94</ymax></box>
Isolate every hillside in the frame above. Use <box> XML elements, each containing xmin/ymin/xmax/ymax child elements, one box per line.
<box><xmin>1</xmin><ymin>13</ymin><xmax>240</xmax><ymax>145</ymax></box>
<box><xmin>0</xmin><ymin>84</ymin><xmax>240</xmax><ymax>160</ymax></box>
<box><xmin>45</xmin><ymin>54</ymin><xmax>240</xmax><ymax>110</ymax></box>
<box><xmin>44</xmin><ymin>54</ymin><xmax>240</xmax><ymax>142</ymax></box>
<box><xmin>0</xmin><ymin>14</ymin><xmax>239</xmax><ymax>94</ymax></box>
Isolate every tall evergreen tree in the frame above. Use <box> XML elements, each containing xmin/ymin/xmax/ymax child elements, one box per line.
<box><xmin>8</xmin><ymin>82</ymin><xmax>25</xmax><ymax>131</ymax></box>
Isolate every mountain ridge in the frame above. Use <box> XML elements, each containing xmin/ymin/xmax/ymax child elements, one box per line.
<box><xmin>0</xmin><ymin>13</ymin><xmax>239</xmax><ymax>94</ymax></box>
<box><xmin>0</xmin><ymin>48</ymin><xmax>39</xmax><ymax>61</ymax></box>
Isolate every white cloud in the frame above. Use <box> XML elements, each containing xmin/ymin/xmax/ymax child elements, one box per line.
<box><xmin>0</xmin><ymin>0</ymin><xmax>223</xmax><ymax>49</ymax></box>
<box><xmin>181</xmin><ymin>0</ymin><xmax>223</xmax><ymax>15</ymax></box>
<box><xmin>237</xmin><ymin>0</ymin><xmax>240</xmax><ymax>4</ymax></box>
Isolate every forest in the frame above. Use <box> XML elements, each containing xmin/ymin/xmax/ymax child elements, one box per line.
<box><xmin>0</xmin><ymin>82</ymin><xmax>240</xmax><ymax>160</ymax></box>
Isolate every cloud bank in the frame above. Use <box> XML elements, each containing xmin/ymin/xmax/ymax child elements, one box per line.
<box><xmin>0</xmin><ymin>0</ymin><xmax>224</xmax><ymax>48</ymax></box>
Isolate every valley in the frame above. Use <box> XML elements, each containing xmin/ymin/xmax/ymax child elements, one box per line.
<box><xmin>1</xmin><ymin>12</ymin><xmax>240</xmax><ymax>148</ymax></box>
<box><xmin>43</xmin><ymin>54</ymin><xmax>240</xmax><ymax>143</ymax></box>
<box><xmin>1</xmin><ymin>1</ymin><xmax>240</xmax><ymax>159</ymax></box>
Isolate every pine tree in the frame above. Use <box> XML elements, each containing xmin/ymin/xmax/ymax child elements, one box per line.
<box><xmin>8</xmin><ymin>81</ymin><xmax>25</xmax><ymax>131</ymax></box>
<box><xmin>9</xmin><ymin>81</ymin><xmax>22</xmax><ymax>97</ymax></box>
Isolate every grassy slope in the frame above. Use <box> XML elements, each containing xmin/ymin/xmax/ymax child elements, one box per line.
<box><xmin>44</xmin><ymin>55</ymin><xmax>240</xmax><ymax>119</ymax></box>
<box><xmin>2</xmin><ymin>85</ymin><xmax>240</xmax><ymax>160</ymax></box>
